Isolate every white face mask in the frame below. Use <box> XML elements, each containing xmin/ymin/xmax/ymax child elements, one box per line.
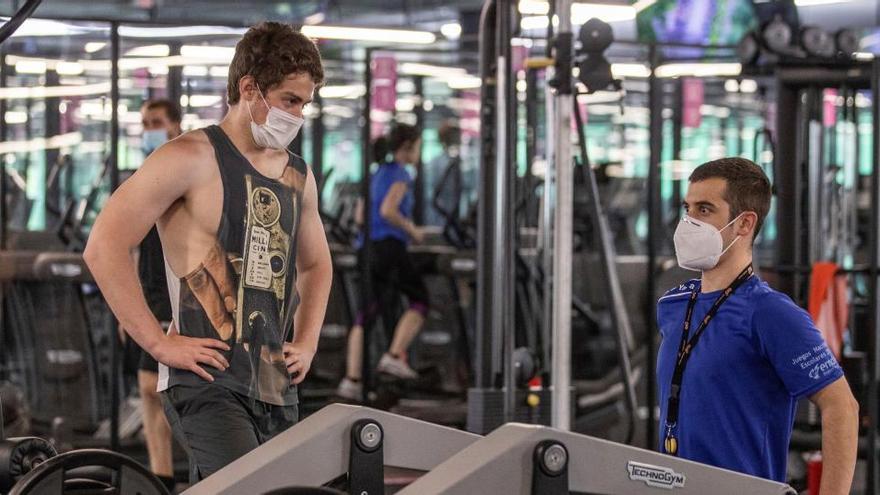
<box><xmin>247</xmin><ymin>88</ymin><xmax>304</xmax><ymax>150</ymax></box>
<box><xmin>673</xmin><ymin>214</ymin><xmax>743</xmax><ymax>272</ymax></box>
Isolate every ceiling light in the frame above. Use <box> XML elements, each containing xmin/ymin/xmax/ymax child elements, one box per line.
<box><xmin>15</xmin><ymin>60</ymin><xmax>46</xmax><ymax>74</ymax></box>
<box><xmin>0</xmin><ymin>132</ymin><xmax>82</xmax><ymax>154</ymax></box>
<box><xmin>319</xmin><ymin>84</ymin><xmax>366</xmax><ymax>99</ymax></box>
<box><xmin>180</xmin><ymin>95</ymin><xmax>223</xmax><ymax>107</ymax></box>
<box><xmin>632</xmin><ymin>0</ymin><xmax>657</xmax><ymax>11</ymax></box>
<box><xmin>399</xmin><ymin>62</ymin><xmax>467</xmax><ymax>78</ymax></box>
<box><xmin>519</xmin><ymin>1</ymin><xmax>637</xmax><ymax>24</ymax></box>
<box><xmin>655</xmin><ymin>62</ymin><xmax>741</xmax><ymax>78</ymax></box>
<box><xmin>611</xmin><ymin>63</ymin><xmax>650</xmax><ymax>78</ymax></box>
<box><xmin>5</xmin><ymin>111</ymin><xmax>27</xmax><ymax>124</ymax></box>
<box><xmin>210</xmin><ymin>66</ymin><xmax>229</xmax><ymax>78</ymax></box>
<box><xmin>0</xmin><ymin>82</ymin><xmax>111</xmax><ymax>100</ymax></box>
<box><xmin>180</xmin><ymin>45</ymin><xmax>235</xmax><ymax>61</ymax></box>
<box><xmin>301</xmin><ymin>25</ymin><xmax>436</xmax><ymax>44</ymax></box>
<box><xmin>521</xmin><ymin>16</ymin><xmax>551</xmax><ymax>30</ymax></box>
<box><xmin>85</xmin><ymin>42</ymin><xmax>106</xmax><ymax>53</ymax></box>
<box><xmin>125</xmin><ymin>44</ymin><xmax>170</xmax><ymax>57</ymax></box>
<box><xmin>855</xmin><ymin>52</ymin><xmax>874</xmax><ymax>61</ymax></box>
<box><xmin>441</xmin><ymin>22</ymin><xmax>462</xmax><ymax>40</ymax></box>
<box><xmin>4</xmin><ymin>18</ymin><xmax>99</xmax><ymax>38</ymax></box>
<box><xmin>118</xmin><ymin>25</ymin><xmax>246</xmax><ymax>38</ymax></box>
<box><xmin>794</xmin><ymin>0</ymin><xmax>854</xmax><ymax>5</ymax></box>
<box><xmin>572</xmin><ymin>3</ymin><xmax>636</xmax><ymax>23</ymax></box>
<box><xmin>304</xmin><ymin>12</ymin><xmax>325</xmax><ymax>25</ymax></box>
<box><xmin>519</xmin><ymin>0</ymin><xmax>549</xmax><ymax>15</ymax></box>
<box><xmin>739</xmin><ymin>79</ymin><xmax>758</xmax><ymax>93</ymax></box>
<box><xmin>56</xmin><ymin>61</ymin><xmax>84</xmax><ymax>76</ymax></box>
<box><xmin>447</xmin><ymin>75</ymin><xmax>482</xmax><ymax>89</ymax></box>
<box><xmin>183</xmin><ymin>65</ymin><xmax>209</xmax><ymax>77</ymax></box>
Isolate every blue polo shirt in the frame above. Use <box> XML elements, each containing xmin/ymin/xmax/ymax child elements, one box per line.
<box><xmin>367</xmin><ymin>162</ymin><xmax>413</xmax><ymax>244</ymax></box>
<box><xmin>656</xmin><ymin>276</ymin><xmax>843</xmax><ymax>482</ymax></box>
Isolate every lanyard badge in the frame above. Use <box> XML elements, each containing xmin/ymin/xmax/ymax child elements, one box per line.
<box><xmin>663</xmin><ymin>265</ymin><xmax>753</xmax><ymax>456</ymax></box>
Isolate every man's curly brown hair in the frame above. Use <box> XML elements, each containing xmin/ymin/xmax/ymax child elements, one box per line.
<box><xmin>226</xmin><ymin>22</ymin><xmax>324</xmax><ymax>105</ymax></box>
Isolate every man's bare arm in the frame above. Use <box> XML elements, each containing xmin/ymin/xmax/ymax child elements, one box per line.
<box><xmin>84</xmin><ymin>135</ymin><xmax>229</xmax><ymax>381</ymax></box>
<box><xmin>284</xmin><ymin>168</ymin><xmax>333</xmax><ymax>384</ymax></box>
<box><xmin>810</xmin><ymin>376</ymin><xmax>859</xmax><ymax>495</ymax></box>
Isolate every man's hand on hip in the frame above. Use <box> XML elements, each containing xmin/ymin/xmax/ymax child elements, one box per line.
<box><xmin>152</xmin><ymin>323</ymin><xmax>231</xmax><ymax>382</ymax></box>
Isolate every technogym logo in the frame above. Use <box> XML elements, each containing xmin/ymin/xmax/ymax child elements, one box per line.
<box><xmin>627</xmin><ymin>461</ymin><xmax>686</xmax><ymax>490</ymax></box>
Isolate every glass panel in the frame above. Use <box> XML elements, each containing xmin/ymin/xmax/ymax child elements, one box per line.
<box><xmin>2</xmin><ymin>19</ymin><xmax>111</xmax><ymax>245</ymax></box>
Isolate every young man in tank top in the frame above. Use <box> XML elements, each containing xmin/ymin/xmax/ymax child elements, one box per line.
<box><xmin>85</xmin><ymin>22</ymin><xmax>332</xmax><ymax>482</ymax></box>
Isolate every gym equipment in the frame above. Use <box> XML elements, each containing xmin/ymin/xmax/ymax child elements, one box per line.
<box><xmin>400</xmin><ymin>423</ymin><xmax>796</xmax><ymax>494</ymax></box>
<box><xmin>0</xmin><ymin>437</ymin><xmax>56</xmax><ymax>492</ymax></box>
<box><xmin>7</xmin><ymin>449</ymin><xmax>169</xmax><ymax>495</ymax></box>
<box><xmin>800</xmin><ymin>26</ymin><xmax>835</xmax><ymax>59</ymax></box>
<box><xmin>182</xmin><ymin>404</ymin><xmax>480</xmax><ymax>495</ymax></box>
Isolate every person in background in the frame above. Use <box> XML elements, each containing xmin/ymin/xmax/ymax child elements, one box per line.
<box><xmin>133</xmin><ymin>98</ymin><xmax>182</xmax><ymax>490</ymax></box>
<box><xmin>337</xmin><ymin>124</ymin><xmax>429</xmax><ymax>401</ymax></box>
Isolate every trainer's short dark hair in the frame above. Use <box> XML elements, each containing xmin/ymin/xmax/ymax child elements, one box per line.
<box><xmin>689</xmin><ymin>157</ymin><xmax>772</xmax><ymax>241</ymax></box>
<box><xmin>143</xmin><ymin>99</ymin><xmax>181</xmax><ymax>124</ymax></box>
<box><xmin>227</xmin><ymin>21</ymin><xmax>324</xmax><ymax>105</ymax></box>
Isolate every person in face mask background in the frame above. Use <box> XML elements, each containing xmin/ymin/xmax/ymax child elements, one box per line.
<box><xmin>141</xmin><ymin>99</ymin><xmax>182</xmax><ymax>155</ymax></box>
<box><xmin>122</xmin><ymin>99</ymin><xmax>182</xmax><ymax>489</ymax></box>
<box><xmin>85</xmin><ymin>22</ymin><xmax>332</xmax><ymax>482</ymax></box>
<box><xmin>655</xmin><ymin>157</ymin><xmax>857</xmax><ymax>493</ymax></box>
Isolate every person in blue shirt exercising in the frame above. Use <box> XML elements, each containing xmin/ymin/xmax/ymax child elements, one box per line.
<box><xmin>657</xmin><ymin>157</ymin><xmax>858</xmax><ymax>492</ymax></box>
<box><xmin>337</xmin><ymin>124</ymin><xmax>429</xmax><ymax>401</ymax></box>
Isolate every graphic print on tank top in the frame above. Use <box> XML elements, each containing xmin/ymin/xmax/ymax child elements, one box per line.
<box><xmin>161</xmin><ymin>125</ymin><xmax>306</xmax><ymax>406</ymax></box>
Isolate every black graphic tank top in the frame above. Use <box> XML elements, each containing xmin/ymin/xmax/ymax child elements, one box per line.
<box><xmin>159</xmin><ymin>125</ymin><xmax>307</xmax><ymax>406</ymax></box>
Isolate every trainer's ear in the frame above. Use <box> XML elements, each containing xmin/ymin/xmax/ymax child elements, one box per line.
<box><xmin>738</xmin><ymin>211</ymin><xmax>758</xmax><ymax>239</ymax></box>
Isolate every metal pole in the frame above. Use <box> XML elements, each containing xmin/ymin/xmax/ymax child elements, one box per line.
<box><xmin>473</xmin><ymin>0</ymin><xmax>496</xmax><ymax>392</ymax></box>
<box><xmin>0</xmin><ymin>45</ymin><xmax>7</xmax><ymax>250</ymax></box>
<box><xmin>311</xmin><ymin>93</ymin><xmax>325</xmax><ymax>206</ymax></box>
<box><xmin>867</xmin><ymin>58</ymin><xmax>880</xmax><ymax>495</ymax></box>
<box><xmin>550</xmin><ymin>0</ymin><xmax>573</xmax><ymax>430</ymax></box>
<box><xmin>645</xmin><ymin>45</ymin><xmax>662</xmax><ymax>447</ymax></box>
<box><xmin>360</xmin><ymin>48</ymin><xmax>374</xmax><ymax>403</ymax></box>
<box><xmin>413</xmin><ymin>76</ymin><xmax>426</xmax><ymax>225</ymax></box>
<box><xmin>109</xmin><ymin>21</ymin><xmax>121</xmax><ymax>452</ymax></box>
<box><xmin>495</xmin><ymin>0</ymin><xmax>516</xmax><ymax>423</ymax></box>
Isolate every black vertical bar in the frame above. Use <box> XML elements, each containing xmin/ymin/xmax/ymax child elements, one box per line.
<box><xmin>474</xmin><ymin>0</ymin><xmax>497</xmax><ymax>391</ymax></box>
<box><xmin>497</xmin><ymin>0</ymin><xmax>517</xmax><ymax>424</ymax></box>
<box><xmin>109</xmin><ymin>21</ymin><xmax>120</xmax><ymax>453</ymax></box>
<box><xmin>167</xmin><ymin>42</ymin><xmax>182</xmax><ymax>108</ymax></box>
<box><xmin>0</xmin><ymin>45</ymin><xmax>7</xmax><ymax>250</ymax></box>
<box><xmin>775</xmin><ymin>81</ymin><xmax>798</xmax><ymax>296</ymax></box>
<box><xmin>671</xmin><ymin>78</ymin><xmax>683</xmax><ymax>225</ymax></box>
<box><xmin>645</xmin><ymin>45</ymin><xmax>661</xmax><ymax>448</ymax></box>
<box><xmin>359</xmin><ymin>49</ymin><xmax>374</xmax><ymax>403</ymax></box>
<box><xmin>44</xmin><ymin>69</ymin><xmax>60</xmax><ymax>224</ymax></box>
<box><xmin>413</xmin><ymin>76</ymin><xmax>425</xmax><ymax>225</ymax></box>
<box><xmin>311</xmin><ymin>93</ymin><xmax>325</xmax><ymax>208</ymax></box>
<box><xmin>525</xmin><ymin>68</ymin><xmax>537</xmax><ymax>189</ymax></box>
<box><xmin>867</xmin><ymin>59</ymin><xmax>880</xmax><ymax>495</ymax></box>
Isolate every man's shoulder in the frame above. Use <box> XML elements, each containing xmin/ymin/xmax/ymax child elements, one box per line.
<box><xmin>658</xmin><ymin>279</ymin><xmax>699</xmax><ymax>304</ymax></box>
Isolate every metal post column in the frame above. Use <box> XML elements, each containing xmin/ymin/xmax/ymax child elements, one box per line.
<box><xmin>360</xmin><ymin>49</ymin><xmax>374</xmax><ymax>402</ymax></box>
<box><xmin>867</xmin><ymin>58</ymin><xmax>880</xmax><ymax>495</ymax></box>
<box><xmin>550</xmin><ymin>0</ymin><xmax>573</xmax><ymax>430</ymax></box>
<box><xmin>109</xmin><ymin>21</ymin><xmax>121</xmax><ymax>452</ymax></box>
<box><xmin>645</xmin><ymin>45</ymin><xmax>662</xmax><ymax>447</ymax></box>
<box><xmin>494</xmin><ymin>0</ymin><xmax>516</xmax><ymax>423</ymax></box>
